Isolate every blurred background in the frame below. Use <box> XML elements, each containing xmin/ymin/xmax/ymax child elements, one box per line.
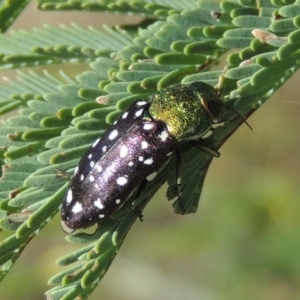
<box><xmin>1</xmin><ymin>2</ymin><xmax>300</xmax><ymax>299</ymax></box>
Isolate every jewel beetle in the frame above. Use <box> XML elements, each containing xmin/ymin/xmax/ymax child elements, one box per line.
<box><xmin>61</xmin><ymin>81</ymin><xmax>249</xmax><ymax>233</ymax></box>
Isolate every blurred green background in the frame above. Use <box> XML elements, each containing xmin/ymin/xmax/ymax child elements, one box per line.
<box><xmin>1</xmin><ymin>2</ymin><xmax>300</xmax><ymax>300</ymax></box>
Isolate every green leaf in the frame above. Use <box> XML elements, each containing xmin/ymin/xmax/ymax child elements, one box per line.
<box><xmin>0</xmin><ymin>0</ymin><xmax>31</xmax><ymax>32</ymax></box>
<box><xmin>0</xmin><ymin>25</ymin><xmax>132</xmax><ymax>70</ymax></box>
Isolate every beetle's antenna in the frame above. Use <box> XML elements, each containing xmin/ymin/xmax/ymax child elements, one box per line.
<box><xmin>225</xmin><ymin>105</ymin><xmax>253</xmax><ymax>130</ymax></box>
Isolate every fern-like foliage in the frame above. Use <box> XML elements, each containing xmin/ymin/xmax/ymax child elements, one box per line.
<box><xmin>0</xmin><ymin>0</ymin><xmax>31</xmax><ymax>32</ymax></box>
<box><xmin>0</xmin><ymin>0</ymin><xmax>300</xmax><ymax>299</ymax></box>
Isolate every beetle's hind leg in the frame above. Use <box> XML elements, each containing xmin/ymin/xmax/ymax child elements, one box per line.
<box><xmin>55</xmin><ymin>168</ymin><xmax>73</xmax><ymax>180</ymax></box>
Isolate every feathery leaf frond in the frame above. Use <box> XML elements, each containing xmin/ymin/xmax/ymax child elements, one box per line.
<box><xmin>0</xmin><ymin>0</ymin><xmax>300</xmax><ymax>299</ymax></box>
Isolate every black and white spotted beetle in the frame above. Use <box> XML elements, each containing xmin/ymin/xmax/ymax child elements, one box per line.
<box><xmin>61</xmin><ymin>82</ymin><xmax>250</xmax><ymax>233</ymax></box>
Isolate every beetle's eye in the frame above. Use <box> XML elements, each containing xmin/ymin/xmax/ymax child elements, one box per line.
<box><xmin>207</xmin><ymin>100</ymin><xmax>224</xmax><ymax>121</ymax></box>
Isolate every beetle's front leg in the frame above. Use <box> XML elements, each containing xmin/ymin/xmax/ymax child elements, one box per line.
<box><xmin>190</xmin><ymin>139</ymin><xmax>220</xmax><ymax>158</ymax></box>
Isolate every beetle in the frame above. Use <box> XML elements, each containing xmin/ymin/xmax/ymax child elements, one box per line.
<box><xmin>61</xmin><ymin>81</ymin><xmax>249</xmax><ymax>233</ymax></box>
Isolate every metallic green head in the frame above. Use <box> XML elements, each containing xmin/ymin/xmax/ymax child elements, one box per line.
<box><xmin>148</xmin><ymin>82</ymin><xmax>225</xmax><ymax>141</ymax></box>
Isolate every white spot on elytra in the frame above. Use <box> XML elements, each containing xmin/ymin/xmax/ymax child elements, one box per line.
<box><xmin>88</xmin><ymin>153</ymin><xmax>92</xmax><ymax>159</ymax></box>
<box><xmin>134</xmin><ymin>109</ymin><xmax>143</xmax><ymax>117</ymax></box>
<box><xmin>138</xmin><ymin>156</ymin><xmax>144</xmax><ymax>161</ymax></box>
<box><xmin>146</xmin><ymin>172</ymin><xmax>157</xmax><ymax>181</ymax></box>
<box><xmin>66</xmin><ymin>190</ymin><xmax>72</xmax><ymax>203</ymax></box>
<box><xmin>97</xmin><ymin>165</ymin><xmax>102</xmax><ymax>173</ymax></box>
<box><xmin>80</xmin><ymin>174</ymin><xmax>85</xmax><ymax>181</ymax></box>
<box><xmin>158</xmin><ymin>130</ymin><xmax>169</xmax><ymax>142</ymax></box>
<box><xmin>117</xmin><ymin>176</ymin><xmax>128</xmax><ymax>186</ymax></box>
<box><xmin>115</xmin><ymin>199</ymin><xmax>121</xmax><ymax>204</ymax></box>
<box><xmin>141</xmin><ymin>141</ymin><xmax>148</xmax><ymax>149</ymax></box>
<box><xmin>108</xmin><ymin>129</ymin><xmax>118</xmax><ymax>140</ymax></box>
<box><xmin>143</xmin><ymin>123</ymin><xmax>154</xmax><ymax>130</ymax></box>
<box><xmin>92</xmin><ymin>138</ymin><xmax>100</xmax><ymax>148</ymax></box>
<box><xmin>122</xmin><ymin>112</ymin><xmax>129</xmax><ymax>119</ymax></box>
<box><xmin>102</xmin><ymin>146</ymin><xmax>107</xmax><ymax>153</ymax></box>
<box><xmin>144</xmin><ymin>158</ymin><xmax>154</xmax><ymax>165</ymax></box>
<box><xmin>137</xmin><ymin>101</ymin><xmax>147</xmax><ymax>106</ymax></box>
<box><xmin>99</xmin><ymin>214</ymin><xmax>105</xmax><ymax>218</ymax></box>
<box><xmin>72</xmin><ymin>202</ymin><xmax>83</xmax><ymax>213</ymax></box>
<box><xmin>89</xmin><ymin>175</ymin><xmax>95</xmax><ymax>182</ymax></box>
<box><xmin>120</xmin><ymin>145</ymin><xmax>128</xmax><ymax>158</ymax></box>
<box><xmin>128</xmin><ymin>161</ymin><xmax>134</xmax><ymax>166</ymax></box>
<box><xmin>90</xmin><ymin>161</ymin><xmax>95</xmax><ymax>168</ymax></box>
<box><xmin>94</xmin><ymin>198</ymin><xmax>104</xmax><ymax>209</ymax></box>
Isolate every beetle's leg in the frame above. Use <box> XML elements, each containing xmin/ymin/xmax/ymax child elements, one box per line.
<box><xmin>55</xmin><ymin>168</ymin><xmax>72</xmax><ymax>179</ymax></box>
<box><xmin>166</xmin><ymin>150</ymin><xmax>186</xmax><ymax>213</ymax></box>
<box><xmin>131</xmin><ymin>180</ymin><xmax>148</xmax><ymax>222</ymax></box>
<box><xmin>190</xmin><ymin>139</ymin><xmax>220</xmax><ymax>158</ymax></box>
<box><xmin>175</xmin><ymin>149</ymin><xmax>186</xmax><ymax>214</ymax></box>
